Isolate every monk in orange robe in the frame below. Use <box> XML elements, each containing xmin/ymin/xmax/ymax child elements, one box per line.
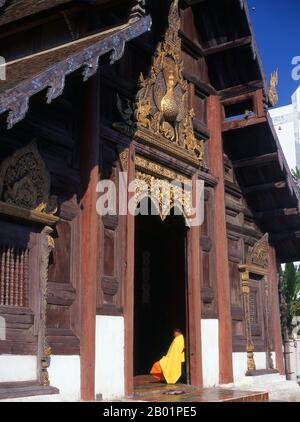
<box><xmin>150</xmin><ymin>329</ymin><xmax>185</xmax><ymax>384</ymax></box>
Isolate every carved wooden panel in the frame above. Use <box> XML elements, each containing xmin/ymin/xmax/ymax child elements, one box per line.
<box><xmin>97</xmin><ymin>144</ymin><xmax>123</xmax><ymax>315</ymax></box>
<box><xmin>249</xmin><ymin>278</ymin><xmax>266</xmax><ymax>351</ymax></box>
<box><xmin>46</xmin><ymin>215</ymin><xmax>80</xmax><ymax>355</ymax></box>
<box><xmin>103</xmin><ymin>229</ymin><xmax>115</xmax><ymax>278</ymax></box>
<box><xmin>200</xmin><ymin>187</ymin><xmax>217</xmax><ymax>318</ymax></box>
<box><xmin>48</xmin><ymin>221</ymin><xmax>71</xmax><ymax>284</ymax></box>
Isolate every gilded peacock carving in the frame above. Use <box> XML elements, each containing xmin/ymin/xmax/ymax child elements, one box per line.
<box><xmin>133</xmin><ymin>0</ymin><xmax>205</xmax><ymax>165</ymax></box>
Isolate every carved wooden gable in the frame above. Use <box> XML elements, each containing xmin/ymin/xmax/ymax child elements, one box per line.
<box><xmin>134</xmin><ymin>0</ymin><xmax>204</xmax><ymax>165</ymax></box>
<box><xmin>246</xmin><ymin>233</ymin><xmax>269</xmax><ymax>269</ymax></box>
<box><xmin>114</xmin><ymin>0</ymin><xmax>205</xmax><ymax>168</ymax></box>
<box><xmin>0</xmin><ymin>141</ymin><xmax>58</xmax><ymax>224</ymax></box>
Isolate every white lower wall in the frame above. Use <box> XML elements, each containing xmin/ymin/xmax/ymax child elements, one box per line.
<box><xmin>0</xmin><ymin>355</ymin><xmax>37</xmax><ymax>382</ymax></box>
<box><xmin>95</xmin><ymin>315</ymin><xmax>125</xmax><ymax>400</ymax></box>
<box><xmin>233</xmin><ymin>352</ymin><xmax>278</xmax><ymax>385</ymax></box>
<box><xmin>48</xmin><ymin>355</ymin><xmax>80</xmax><ymax>401</ymax></box>
<box><xmin>201</xmin><ymin>319</ymin><xmax>219</xmax><ymax>387</ymax></box>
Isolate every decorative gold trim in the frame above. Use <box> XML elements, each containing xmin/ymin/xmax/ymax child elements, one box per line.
<box><xmin>135</xmin><ymin>170</ymin><xmax>192</xmax><ymax>225</ymax></box>
<box><xmin>0</xmin><ymin>201</ymin><xmax>59</xmax><ymax>225</ymax></box>
<box><xmin>118</xmin><ymin>148</ymin><xmax>129</xmax><ymax>172</ymax></box>
<box><xmin>239</xmin><ymin>266</ymin><xmax>256</xmax><ymax>372</ymax></box>
<box><xmin>38</xmin><ymin>226</ymin><xmax>55</xmax><ymax>387</ymax></box>
<box><xmin>239</xmin><ymin>233</ymin><xmax>271</xmax><ymax>374</ymax></box>
<box><xmin>135</xmin><ymin>155</ymin><xmax>188</xmax><ymax>182</ymax></box>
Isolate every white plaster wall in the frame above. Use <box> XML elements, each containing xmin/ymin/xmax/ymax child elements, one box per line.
<box><xmin>0</xmin><ymin>355</ymin><xmax>37</xmax><ymax>382</ymax></box>
<box><xmin>201</xmin><ymin>319</ymin><xmax>219</xmax><ymax>387</ymax></box>
<box><xmin>233</xmin><ymin>352</ymin><xmax>279</xmax><ymax>386</ymax></box>
<box><xmin>48</xmin><ymin>355</ymin><xmax>80</xmax><ymax>401</ymax></box>
<box><xmin>95</xmin><ymin>315</ymin><xmax>125</xmax><ymax>400</ymax></box>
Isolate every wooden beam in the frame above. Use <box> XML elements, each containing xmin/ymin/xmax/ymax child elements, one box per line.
<box><xmin>218</xmin><ymin>80</ymin><xmax>264</xmax><ymax>101</ymax></box>
<box><xmin>203</xmin><ymin>36</ymin><xmax>252</xmax><ymax>56</ymax></box>
<box><xmin>124</xmin><ymin>142</ymin><xmax>136</xmax><ymax>397</ymax></box>
<box><xmin>207</xmin><ymin>95</ymin><xmax>233</xmax><ymax>384</ymax></box>
<box><xmin>254</xmin><ymin>207</ymin><xmax>299</xmax><ymax>219</ymax></box>
<box><xmin>187</xmin><ymin>173</ymin><xmax>203</xmax><ymax>388</ymax></box>
<box><xmin>80</xmin><ymin>75</ymin><xmax>99</xmax><ymax>401</ymax></box>
<box><xmin>243</xmin><ymin>180</ymin><xmax>287</xmax><ymax>194</ymax></box>
<box><xmin>269</xmin><ymin>246</ymin><xmax>286</xmax><ymax>375</ymax></box>
<box><xmin>233</xmin><ymin>152</ymin><xmax>279</xmax><ymax>169</ymax></box>
<box><xmin>222</xmin><ymin>115</ymin><xmax>266</xmax><ymax>132</ymax></box>
<box><xmin>270</xmin><ymin>230</ymin><xmax>300</xmax><ymax>242</ymax></box>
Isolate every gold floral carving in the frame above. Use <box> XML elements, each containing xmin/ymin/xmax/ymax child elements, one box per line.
<box><xmin>38</xmin><ymin>226</ymin><xmax>55</xmax><ymax>387</ymax></box>
<box><xmin>135</xmin><ymin>171</ymin><xmax>192</xmax><ymax>225</ymax></box>
<box><xmin>135</xmin><ymin>155</ymin><xmax>188</xmax><ymax>182</ymax></box>
<box><xmin>246</xmin><ymin>233</ymin><xmax>269</xmax><ymax>269</ymax></box>
<box><xmin>239</xmin><ymin>268</ymin><xmax>256</xmax><ymax>372</ymax></box>
<box><xmin>118</xmin><ymin>148</ymin><xmax>129</xmax><ymax>172</ymax></box>
<box><xmin>268</xmin><ymin>69</ymin><xmax>278</xmax><ymax>107</ymax></box>
<box><xmin>0</xmin><ymin>141</ymin><xmax>58</xmax><ymax>224</ymax></box>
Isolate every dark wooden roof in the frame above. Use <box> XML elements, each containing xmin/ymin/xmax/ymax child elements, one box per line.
<box><xmin>189</xmin><ymin>0</ymin><xmax>300</xmax><ymax>262</ymax></box>
<box><xmin>0</xmin><ymin>0</ymin><xmax>73</xmax><ymax>26</ymax></box>
<box><xmin>0</xmin><ymin>0</ymin><xmax>119</xmax><ymax>27</ymax></box>
<box><xmin>223</xmin><ymin>115</ymin><xmax>300</xmax><ymax>263</ymax></box>
<box><xmin>0</xmin><ymin>14</ymin><xmax>151</xmax><ymax>128</ymax></box>
<box><xmin>190</xmin><ymin>0</ymin><xmax>268</xmax><ymax>97</ymax></box>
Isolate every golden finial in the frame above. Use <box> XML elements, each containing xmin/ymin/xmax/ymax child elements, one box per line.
<box><xmin>268</xmin><ymin>68</ymin><xmax>279</xmax><ymax>107</ymax></box>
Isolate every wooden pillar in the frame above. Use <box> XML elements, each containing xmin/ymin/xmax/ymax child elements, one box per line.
<box><xmin>80</xmin><ymin>75</ymin><xmax>99</xmax><ymax>400</ymax></box>
<box><xmin>269</xmin><ymin>246</ymin><xmax>285</xmax><ymax>375</ymax></box>
<box><xmin>187</xmin><ymin>173</ymin><xmax>203</xmax><ymax>387</ymax></box>
<box><xmin>124</xmin><ymin>142</ymin><xmax>136</xmax><ymax>397</ymax></box>
<box><xmin>207</xmin><ymin>95</ymin><xmax>233</xmax><ymax>384</ymax></box>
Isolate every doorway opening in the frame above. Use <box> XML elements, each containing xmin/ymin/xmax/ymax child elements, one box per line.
<box><xmin>133</xmin><ymin>205</ymin><xmax>188</xmax><ymax>384</ymax></box>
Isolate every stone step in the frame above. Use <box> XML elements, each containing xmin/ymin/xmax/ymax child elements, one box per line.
<box><xmin>0</xmin><ymin>381</ymin><xmax>59</xmax><ymax>400</ymax></box>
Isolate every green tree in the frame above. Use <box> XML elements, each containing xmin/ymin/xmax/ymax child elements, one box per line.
<box><xmin>281</xmin><ymin>263</ymin><xmax>300</xmax><ymax>335</ymax></box>
<box><xmin>292</xmin><ymin>167</ymin><xmax>300</xmax><ymax>191</ymax></box>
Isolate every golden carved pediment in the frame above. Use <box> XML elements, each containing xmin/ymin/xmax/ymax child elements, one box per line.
<box><xmin>113</xmin><ymin>0</ymin><xmax>205</xmax><ymax>168</ymax></box>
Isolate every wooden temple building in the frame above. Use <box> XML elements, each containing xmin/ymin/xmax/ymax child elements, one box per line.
<box><xmin>0</xmin><ymin>0</ymin><xmax>299</xmax><ymax>401</ymax></box>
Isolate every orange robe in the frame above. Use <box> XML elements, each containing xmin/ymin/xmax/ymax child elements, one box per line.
<box><xmin>150</xmin><ymin>334</ymin><xmax>185</xmax><ymax>384</ymax></box>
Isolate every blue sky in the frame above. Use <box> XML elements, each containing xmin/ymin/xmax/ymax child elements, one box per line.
<box><xmin>247</xmin><ymin>0</ymin><xmax>300</xmax><ymax>107</ymax></box>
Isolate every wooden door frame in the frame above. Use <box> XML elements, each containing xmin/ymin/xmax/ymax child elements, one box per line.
<box><xmin>124</xmin><ymin>164</ymin><xmax>203</xmax><ymax>396</ymax></box>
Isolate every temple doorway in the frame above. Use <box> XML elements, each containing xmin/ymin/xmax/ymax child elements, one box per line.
<box><xmin>133</xmin><ymin>207</ymin><xmax>188</xmax><ymax>383</ymax></box>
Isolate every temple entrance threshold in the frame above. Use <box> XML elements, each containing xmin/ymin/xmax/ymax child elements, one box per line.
<box><xmin>133</xmin><ymin>375</ymin><xmax>268</xmax><ymax>402</ymax></box>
